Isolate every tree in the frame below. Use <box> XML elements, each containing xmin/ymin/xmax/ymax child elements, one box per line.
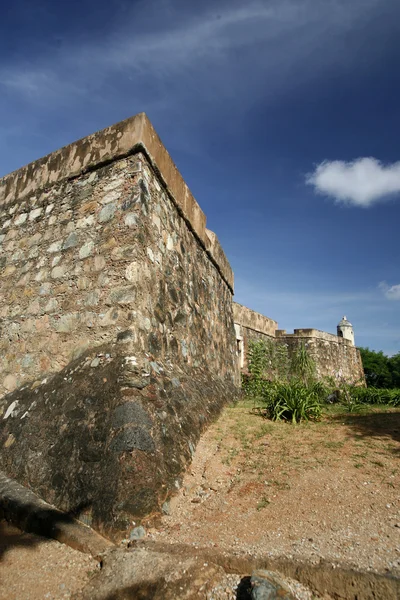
<box><xmin>359</xmin><ymin>347</ymin><xmax>392</xmax><ymax>388</ymax></box>
<box><xmin>388</xmin><ymin>352</ymin><xmax>400</xmax><ymax>388</ymax></box>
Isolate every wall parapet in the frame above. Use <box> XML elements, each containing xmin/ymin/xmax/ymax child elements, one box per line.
<box><xmin>276</xmin><ymin>328</ymin><xmax>353</xmax><ymax>345</ymax></box>
<box><xmin>233</xmin><ymin>302</ymin><xmax>277</xmax><ymax>337</ymax></box>
<box><xmin>0</xmin><ymin>113</ymin><xmax>233</xmax><ymax>291</ymax></box>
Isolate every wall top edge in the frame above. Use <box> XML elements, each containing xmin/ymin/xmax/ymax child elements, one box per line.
<box><xmin>233</xmin><ymin>302</ymin><xmax>278</xmax><ymax>336</ymax></box>
<box><xmin>276</xmin><ymin>328</ymin><xmax>352</xmax><ymax>344</ymax></box>
<box><xmin>0</xmin><ymin>112</ymin><xmax>234</xmax><ymax>291</ymax></box>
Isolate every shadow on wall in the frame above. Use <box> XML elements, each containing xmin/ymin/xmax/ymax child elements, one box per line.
<box><xmin>332</xmin><ymin>411</ymin><xmax>400</xmax><ymax>455</ymax></box>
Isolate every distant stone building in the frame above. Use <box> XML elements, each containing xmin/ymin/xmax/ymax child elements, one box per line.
<box><xmin>233</xmin><ymin>306</ymin><xmax>365</xmax><ymax>385</ymax></box>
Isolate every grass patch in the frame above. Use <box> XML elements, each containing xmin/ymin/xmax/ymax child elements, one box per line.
<box><xmin>324</xmin><ymin>441</ymin><xmax>345</xmax><ymax>449</ymax></box>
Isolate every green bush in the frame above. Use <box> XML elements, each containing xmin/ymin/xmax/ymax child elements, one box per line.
<box><xmin>243</xmin><ymin>339</ymin><xmax>400</xmax><ymax>423</ymax></box>
<box><xmin>348</xmin><ymin>386</ymin><xmax>400</xmax><ymax>407</ymax></box>
<box><xmin>244</xmin><ymin>339</ymin><xmax>322</xmax><ymax>423</ymax></box>
<box><xmin>262</xmin><ymin>380</ymin><xmax>322</xmax><ymax>423</ymax></box>
<box><xmin>290</xmin><ymin>342</ymin><xmax>316</xmax><ymax>385</ymax></box>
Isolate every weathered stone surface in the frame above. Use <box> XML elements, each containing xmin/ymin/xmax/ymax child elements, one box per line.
<box><xmin>234</xmin><ymin>301</ymin><xmax>365</xmax><ymax>385</ymax></box>
<box><xmin>129</xmin><ymin>525</ymin><xmax>146</xmax><ymax>541</ymax></box>
<box><xmin>0</xmin><ymin>114</ymin><xmax>244</xmax><ymax>543</ymax></box>
<box><xmin>77</xmin><ymin>546</ymin><xmax>225</xmax><ymax>600</ymax></box>
<box><xmin>251</xmin><ymin>570</ymin><xmax>295</xmax><ymax>600</ymax></box>
<box><xmin>79</xmin><ymin>241</ymin><xmax>95</xmax><ymax>259</ymax></box>
<box><xmin>275</xmin><ymin>329</ymin><xmax>365</xmax><ymax>384</ymax></box>
<box><xmin>112</xmin><ymin>402</ymin><xmax>152</xmax><ymax>429</ymax></box>
<box><xmin>110</xmin><ymin>426</ymin><xmax>155</xmax><ymax>453</ymax></box>
<box><xmin>0</xmin><ymin>345</ymin><xmax>237</xmax><ymax>539</ymax></box>
<box><xmin>63</xmin><ymin>231</ymin><xmax>78</xmax><ymax>249</ymax></box>
<box><xmin>0</xmin><ymin>149</ymin><xmax>237</xmax><ymax>398</ymax></box>
<box><xmin>98</xmin><ymin>202</ymin><xmax>116</xmax><ymax>223</ymax></box>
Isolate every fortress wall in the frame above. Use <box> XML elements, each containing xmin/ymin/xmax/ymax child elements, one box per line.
<box><xmin>276</xmin><ymin>330</ymin><xmax>365</xmax><ymax>384</ymax></box>
<box><xmin>233</xmin><ymin>302</ymin><xmax>278</xmax><ymax>337</ymax></box>
<box><xmin>0</xmin><ymin>117</ymin><xmax>239</xmax><ymax>535</ymax></box>
<box><xmin>0</xmin><ymin>113</ymin><xmax>233</xmax><ymax>290</ymax></box>
<box><xmin>0</xmin><ymin>121</ymin><xmax>236</xmax><ymax>398</ymax></box>
<box><xmin>233</xmin><ymin>302</ymin><xmax>277</xmax><ymax>372</ymax></box>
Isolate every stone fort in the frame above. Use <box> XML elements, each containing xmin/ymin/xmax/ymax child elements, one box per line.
<box><xmin>0</xmin><ymin>113</ymin><xmax>364</xmax><ymax>537</ymax></box>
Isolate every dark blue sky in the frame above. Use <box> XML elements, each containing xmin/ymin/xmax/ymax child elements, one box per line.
<box><xmin>1</xmin><ymin>0</ymin><xmax>400</xmax><ymax>354</ymax></box>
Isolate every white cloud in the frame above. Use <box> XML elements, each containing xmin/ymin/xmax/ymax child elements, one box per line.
<box><xmin>306</xmin><ymin>158</ymin><xmax>400</xmax><ymax>207</ymax></box>
<box><xmin>379</xmin><ymin>281</ymin><xmax>400</xmax><ymax>300</ymax></box>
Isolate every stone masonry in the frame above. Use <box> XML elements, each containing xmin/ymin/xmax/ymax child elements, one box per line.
<box><xmin>0</xmin><ymin>113</ymin><xmax>238</xmax><ymax>537</ymax></box>
<box><xmin>233</xmin><ymin>302</ymin><xmax>278</xmax><ymax>372</ymax></box>
<box><xmin>0</xmin><ymin>113</ymin><xmax>235</xmax><ymax>397</ymax></box>
<box><xmin>0</xmin><ymin>113</ymin><xmax>364</xmax><ymax>537</ymax></box>
<box><xmin>275</xmin><ymin>328</ymin><xmax>365</xmax><ymax>384</ymax></box>
<box><xmin>233</xmin><ymin>306</ymin><xmax>364</xmax><ymax>385</ymax></box>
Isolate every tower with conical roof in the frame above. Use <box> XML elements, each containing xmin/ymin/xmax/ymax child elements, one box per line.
<box><xmin>337</xmin><ymin>316</ymin><xmax>354</xmax><ymax>345</ymax></box>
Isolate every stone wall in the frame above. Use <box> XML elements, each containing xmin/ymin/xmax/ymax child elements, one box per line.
<box><xmin>0</xmin><ymin>114</ymin><xmax>235</xmax><ymax>396</ymax></box>
<box><xmin>233</xmin><ymin>301</ymin><xmax>365</xmax><ymax>385</ymax></box>
<box><xmin>276</xmin><ymin>329</ymin><xmax>365</xmax><ymax>384</ymax></box>
<box><xmin>0</xmin><ymin>115</ymin><xmax>238</xmax><ymax>537</ymax></box>
<box><xmin>233</xmin><ymin>303</ymin><xmax>278</xmax><ymax>372</ymax></box>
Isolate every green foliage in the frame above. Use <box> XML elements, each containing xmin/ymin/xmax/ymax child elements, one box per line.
<box><xmin>248</xmin><ymin>338</ymin><xmax>290</xmax><ymax>381</ymax></box>
<box><xmin>322</xmin><ymin>380</ymin><xmax>400</xmax><ymax>412</ymax></box>
<box><xmin>248</xmin><ymin>339</ymin><xmax>268</xmax><ymax>386</ymax></box>
<box><xmin>243</xmin><ymin>338</ymin><xmax>290</xmax><ymax>399</ymax></box>
<box><xmin>308</xmin><ymin>379</ymin><xmax>331</xmax><ymax>402</ymax></box>
<box><xmin>244</xmin><ymin>339</ymin><xmax>322</xmax><ymax>423</ymax></box>
<box><xmin>359</xmin><ymin>347</ymin><xmax>400</xmax><ymax>389</ymax></box>
<box><xmin>346</xmin><ymin>386</ymin><xmax>400</xmax><ymax>407</ymax></box>
<box><xmin>246</xmin><ymin>338</ymin><xmax>316</xmax><ymax>386</ymax></box>
<box><xmin>389</xmin><ymin>353</ymin><xmax>400</xmax><ymax>388</ymax></box>
<box><xmin>262</xmin><ymin>380</ymin><xmax>322</xmax><ymax>423</ymax></box>
<box><xmin>290</xmin><ymin>342</ymin><xmax>317</xmax><ymax>385</ymax></box>
<box><xmin>333</xmin><ymin>381</ymin><xmax>365</xmax><ymax>413</ymax></box>
<box><xmin>243</xmin><ymin>339</ymin><xmax>400</xmax><ymax>423</ymax></box>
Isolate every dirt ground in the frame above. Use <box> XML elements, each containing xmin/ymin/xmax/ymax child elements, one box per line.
<box><xmin>0</xmin><ymin>522</ymin><xmax>97</xmax><ymax>600</ymax></box>
<box><xmin>1</xmin><ymin>401</ymin><xmax>399</xmax><ymax>599</ymax></box>
<box><xmin>153</xmin><ymin>401</ymin><xmax>400</xmax><ymax>576</ymax></box>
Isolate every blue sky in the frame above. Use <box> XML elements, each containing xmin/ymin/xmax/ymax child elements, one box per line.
<box><xmin>1</xmin><ymin>0</ymin><xmax>400</xmax><ymax>355</ymax></box>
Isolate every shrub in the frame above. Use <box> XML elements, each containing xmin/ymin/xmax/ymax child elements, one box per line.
<box><xmin>290</xmin><ymin>342</ymin><xmax>316</xmax><ymax>385</ymax></box>
<box><xmin>262</xmin><ymin>380</ymin><xmax>322</xmax><ymax>423</ymax></box>
<box><xmin>349</xmin><ymin>386</ymin><xmax>400</xmax><ymax>407</ymax></box>
<box><xmin>243</xmin><ymin>339</ymin><xmax>400</xmax><ymax>423</ymax></box>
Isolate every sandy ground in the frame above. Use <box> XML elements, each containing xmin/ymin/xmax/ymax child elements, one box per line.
<box><xmin>0</xmin><ymin>522</ymin><xmax>97</xmax><ymax>600</ymax></box>
<box><xmin>1</xmin><ymin>401</ymin><xmax>399</xmax><ymax>599</ymax></box>
<box><xmin>153</xmin><ymin>401</ymin><xmax>400</xmax><ymax>576</ymax></box>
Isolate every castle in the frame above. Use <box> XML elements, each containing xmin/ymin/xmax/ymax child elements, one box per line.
<box><xmin>0</xmin><ymin>114</ymin><xmax>364</xmax><ymax>536</ymax></box>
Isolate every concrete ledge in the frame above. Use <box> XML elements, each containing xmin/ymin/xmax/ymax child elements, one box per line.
<box><xmin>233</xmin><ymin>302</ymin><xmax>277</xmax><ymax>337</ymax></box>
<box><xmin>0</xmin><ymin>472</ymin><xmax>113</xmax><ymax>558</ymax></box>
<box><xmin>0</xmin><ymin>112</ymin><xmax>234</xmax><ymax>291</ymax></box>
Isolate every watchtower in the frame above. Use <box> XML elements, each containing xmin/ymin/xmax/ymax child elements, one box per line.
<box><xmin>337</xmin><ymin>316</ymin><xmax>355</xmax><ymax>345</ymax></box>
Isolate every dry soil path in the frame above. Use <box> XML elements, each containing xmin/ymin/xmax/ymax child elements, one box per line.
<box><xmin>0</xmin><ymin>522</ymin><xmax>96</xmax><ymax>600</ymax></box>
<box><xmin>153</xmin><ymin>402</ymin><xmax>400</xmax><ymax>575</ymax></box>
